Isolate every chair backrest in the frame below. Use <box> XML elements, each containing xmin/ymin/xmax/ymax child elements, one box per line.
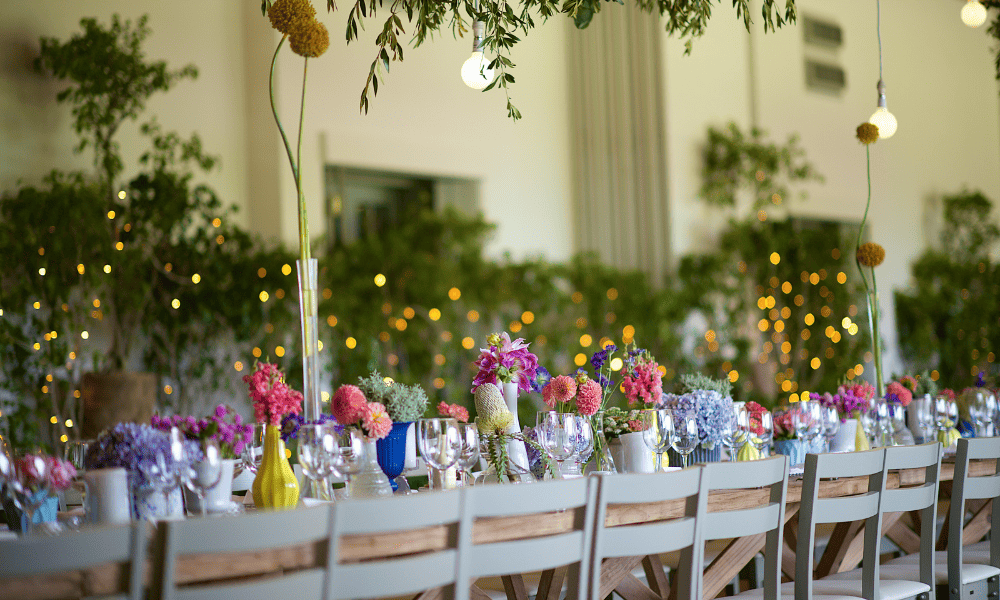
<box><xmin>152</xmin><ymin>505</ymin><xmax>332</xmax><ymax>600</ymax></box>
<box><xmin>948</xmin><ymin>438</ymin><xmax>1000</xmax><ymax>600</ymax></box>
<box><xmin>797</xmin><ymin>448</ymin><xmax>887</xmax><ymax>600</ymax></box>
<box><xmin>0</xmin><ymin>521</ymin><xmax>147</xmax><ymax>600</ymax></box>
<box><xmin>590</xmin><ymin>467</ymin><xmax>706</xmax><ymax>600</ymax></box>
<box><xmin>456</xmin><ymin>477</ymin><xmax>597</xmax><ymax>600</ymax></box>
<box><xmin>327</xmin><ymin>490</ymin><xmax>464</xmax><ymax>600</ymax></box>
<box><xmin>702</xmin><ymin>456</ymin><xmax>789</xmax><ymax>600</ymax></box>
<box><xmin>883</xmin><ymin>443</ymin><xmax>942</xmax><ymax>594</ymax></box>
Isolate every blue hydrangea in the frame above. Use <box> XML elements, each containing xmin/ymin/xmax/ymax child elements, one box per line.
<box><xmin>660</xmin><ymin>390</ymin><xmax>734</xmax><ymax>447</ymax></box>
<box><xmin>85</xmin><ymin>422</ymin><xmax>200</xmax><ymax>489</ymax></box>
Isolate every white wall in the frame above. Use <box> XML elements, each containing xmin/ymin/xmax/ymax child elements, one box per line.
<box><xmin>267</xmin><ymin>7</ymin><xmax>575</xmax><ymax>261</ymax></box>
<box><xmin>0</xmin><ymin>0</ymin><xmax>251</xmax><ymax>228</ymax></box>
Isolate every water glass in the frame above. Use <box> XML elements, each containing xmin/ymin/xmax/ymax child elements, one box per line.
<box><xmin>792</xmin><ymin>401</ymin><xmax>822</xmax><ymax>447</ymax></box>
<box><xmin>183</xmin><ymin>438</ymin><xmax>223</xmax><ymax>517</ymax></box>
<box><xmin>535</xmin><ymin>413</ymin><xmax>578</xmax><ymax>477</ymax></box>
<box><xmin>297</xmin><ymin>424</ymin><xmax>339</xmax><ymax>500</ymax></box>
<box><xmin>456</xmin><ymin>423</ymin><xmax>481</xmax><ymax>486</ymax></box>
<box><xmin>739</xmin><ymin>408</ymin><xmax>772</xmax><ymax>454</ymax></box>
<box><xmin>670</xmin><ymin>411</ymin><xmax>699</xmax><ymax>468</ymax></box>
<box><xmin>8</xmin><ymin>456</ymin><xmax>51</xmax><ymax>537</ymax></box>
<box><xmin>721</xmin><ymin>405</ymin><xmax>743</xmax><ymax>454</ymax></box>
<box><xmin>331</xmin><ymin>428</ymin><xmax>366</xmax><ymax>496</ymax></box>
<box><xmin>417</xmin><ymin>418</ymin><xmax>461</xmax><ymax>490</ymax></box>
<box><xmin>822</xmin><ymin>407</ymin><xmax>840</xmax><ymax>451</ymax></box>
<box><xmin>241</xmin><ymin>424</ymin><xmax>266</xmax><ymax>475</ymax></box>
<box><xmin>65</xmin><ymin>441</ymin><xmax>89</xmax><ymax>471</ymax></box>
<box><xmin>640</xmin><ymin>408</ymin><xmax>675</xmax><ymax>471</ymax></box>
<box><xmin>574</xmin><ymin>416</ymin><xmax>595</xmax><ymax>471</ymax></box>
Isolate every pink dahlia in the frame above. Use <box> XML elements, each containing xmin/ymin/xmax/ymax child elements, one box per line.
<box><xmin>885</xmin><ymin>381</ymin><xmax>913</xmax><ymax>407</ymax></box>
<box><xmin>332</xmin><ymin>384</ymin><xmax>367</xmax><ymax>425</ymax></box>
<box><xmin>575</xmin><ymin>379</ymin><xmax>602</xmax><ymax>416</ymax></box>
<box><xmin>362</xmin><ymin>402</ymin><xmax>393</xmax><ymax>439</ymax></box>
<box><xmin>437</xmin><ymin>401</ymin><xmax>470</xmax><ymax>423</ymax></box>
<box><xmin>546</xmin><ymin>376</ymin><xmax>578</xmax><ymax>405</ymax></box>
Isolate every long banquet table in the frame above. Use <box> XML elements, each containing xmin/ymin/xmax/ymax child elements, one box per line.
<box><xmin>1</xmin><ymin>458</ymin><xmax>994</xmax><ymax>600</ymax></box>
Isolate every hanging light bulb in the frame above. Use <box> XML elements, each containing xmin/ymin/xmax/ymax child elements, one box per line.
<box><xmin>461</xmin><ymin>21</ymin><xmax>494</xmax><ymax>90</ymax></box>
<box><xmin>868</xmin><ymin>79</ymin><xmax>897</xmax><ymax>139</ymax></box>
<box><xmin>961</xmin><ymin>0</ymin><xmax>988</xmax><ymax>27</ymax></box>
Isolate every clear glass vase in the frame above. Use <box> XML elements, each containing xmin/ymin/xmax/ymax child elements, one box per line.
<box><xmin>588</xmin><ymin>411</ymin><xmax>617</xmax><ymax>474</ymax></box>
<box><xmin>297</xmin><ymin>258</ymin><xmax>320</xmax><ymax>423</ymax></box>
<box><xmin>347</xmin><ymin>439</ymin><xmax>393</xmax><ymax>498</ymax></box>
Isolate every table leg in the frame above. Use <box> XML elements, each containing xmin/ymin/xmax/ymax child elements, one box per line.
<box><xmin>642</xmin><ymin>555</ymin><xmax>670</xmax><ymax>598</ymax></box>
<box><xmin>501</xmin><ymin>574</ymin><xmax>530</xmax><ymax>600</ymax></box>
<box><xmin>536</xmin><ymin>568</ymin><xmax>566</xmax><ymax>600</ymax></box>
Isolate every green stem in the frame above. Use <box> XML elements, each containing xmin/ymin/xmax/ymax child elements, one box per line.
<box><xmin>870</xmin><ymin>268</ymin><xmax>885</xmax><ymax>399</ymax></box>
<box><xmin>296</xmin><ymin>58</ymin><xmax>310</xmax><ymax>265</ymax></box>
<box><xmin>855</xmin><ymin>144</ymin><xmax>883</xmax><ymax>397</ymax></box>
<box><xmin>269</xmin><ymin>37</ymin><xmax>299</xmax><ymax>200</ymax></box>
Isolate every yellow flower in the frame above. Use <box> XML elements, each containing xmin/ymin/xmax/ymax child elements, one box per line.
<box><xmin>289</xmin><ymin>18</ymin><xmax>330</xmax><ymax>58</ymax></box>
<box><xmin>267</xmin><ymin>0</ymin><xmax>316</xmax><ymax>35</ymax></box>
<box><xmin>856</xmin><ymin>122</ymin><xmax>879</xmax><ymax>145</ymax></box>
<box><xmin>486</xmin><ymin>333</ymin><xmax>501</xmax><ymax>348</ymax></box>
<box><xmin>856</xmin><ymin>242</ymin><xmax>886</xmax><ymax>267</ymax></box>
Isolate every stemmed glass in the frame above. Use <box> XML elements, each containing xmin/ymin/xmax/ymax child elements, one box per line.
<box><xmin>240</xmin><ymin>424</ymin><xmax>266</xmax><ymax>475</ymax></box>
<box><xmin>792</xmin><ymin>401</ymin><xmax>822</xmax><ymax>451</ymax></box>
<box><xmin>535</xmin><ymin>413</ymin><xmax>578</xmax><ymax>478</ymax></box>
<box><xmin>183</xmin><ymin>438</ymin><xmax>222</xmax><ymax>516</ymax></box>
<box><xmin>7</xmin><ymin>455</ymin><xmax>51</xmax><ymax>537</ymax></box>
<box><xmin>574</xmin><ymin>416</ymin><xmax>595</xmax><ymax>474</ymax></box>
<box><xmin>331</xmin><ymin>428</ymin><xmax>366</xmax><ymax>497</ymax></box>
<box><xmin>739</xmin><ymin>408</ymin><xmax>773</xmax><ymax>456</ymax></box>
<box><xmin>640</xmin><ymin>408</ymin><xmax>675</xmax><ymax>472</ymax></box>
<box><xmin>822</xmin><ymin>407</ymin><xmax>841</xmax><ymax>452</ymax></box>
<box><xmin>914</xmin><ymin>397</ymin><xmax>935</xmax><ymax>443</ymax></box>
<box><xmin>887</xmin><ymin>403</ymin><xmax>906</xmax><ymax>445</ymax></box>
<box><xmin>935</xmin><ymin>395</ymin><xmax>958</xmax><ymax>434</ymax></box>
<box><xmin>455</xmin><ymin>423</ymin><xmax>481</xmax><ymax>486</ymax></box>
<box><xmin>670</xmin><ymin>411</ymin><xmax>699</xmax><ymax>468</ymax></box>
<box><xmin>417</xmin><ymin>418</ymin><xmax>462</xmax><ymax>490</ymax></box>
<box><xmin>859</xmin><ymin>399</ymin><xmax>879</xmax><ymax>447</ymax></box>
<box><xmin>298</xmin><ymin>423</ymin><xmax>339</xmax><ymax>501</ymax></box>
<box><xmin>721</xmin><ymin>405</ymin><xmax>744</xmax><ymax>458</ymax></box>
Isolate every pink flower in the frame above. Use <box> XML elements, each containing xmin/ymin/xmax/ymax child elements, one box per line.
<box><xmin>886</xmin><ymin>381</ymin><xmax>913</xmax><ymax>407</ymax></box>
<box><xmin>622</xmin><ymin>361</ymin><xmax>664</xmax><ymax>406</ymax></box>
<box><xmin>47</xmin><ymin>457</ymin><xmax>76</xmax><ymax>491</ymax></box>
<box><xmin>626</xmin><ymin>419</ymin><xmax>644</xmax><ymax>432</ymax></box>
<box><xmin>332</xmin><ymin>385</ymin><xmax>367</xmax><ymax>425</ymax></box>
<box><xmin>363</xmin><ymin>402</ymin><xmax>393</xmax><ymax>439</ymax></box>
<box><xmin>849</xmin><ymin>382</ymin><xmax>876</xmax><ymax>402</ymax></box>
<box><xmin>545</xmin><ymin>376</ymin><xmax>578</xmax><ymax>405</ymax></box>
<box><xmin>437</xmin><ymin>401</ymin><xmax>470</xmax><ymax>423</ymax></box>
<box><xmin>576</xmin><ymin>379</ymin><xmax>602</xmax><ymax>416</ymax></box>
<box><xmin>244</xmin><ymin>362</ymin><xmax>303</xmax><ymax>426</ymax></box>
<box><xmin>942</xmin><ymin>389</ymin><xmax>956</xmax><ymax>402</ymax></box>
<box><xmin>17</xmin><ymin>455</ymin><xmax>45</xmax><ymax>488</ymax></box>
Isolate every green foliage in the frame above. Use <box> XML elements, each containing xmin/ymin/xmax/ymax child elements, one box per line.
<box><xmin>308</xmin><ymin>0</ymin><xmax>799</xmax><ymax>121</ymax></box>
<box><xmin>355</xmin><ymin>370</ymin><xmax>429</xmax><ymax>422</ymax></box>
<box><xmin>678</xmin><ymin>373</ymin><xmax>732</xmax><ymax>397</ymax></box>
<box><xmin>895</xmin><ymin>191</ymin><xmax>1000</xmax><ymax>389</ymax></box>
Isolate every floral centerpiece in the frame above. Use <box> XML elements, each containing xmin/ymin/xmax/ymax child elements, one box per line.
<box><xmin>814</xmin><ymin>382</ymin><xmax>874</xmax><ymax>421</ymax></box>
<box><xmin>770</xmin><ymin>408</ymin><xmax>806</xmax><ymax>465</ymax></box>
<box><xmin>3</xmin><ymin>453</ymin><xmax>76</xmax><ymax>534</ymax></box>
<box><xmin>884</xmin><ymin>381</ymin><xmax>913</xmax><ymax>407</ymax></box>
<box><xmin>331</xmin><ymin>384</ymin><xmax>393</xmax><ymax>439</ymax></box>
<box><xmin>437</xmin><ymin>402</ymin><xmax>470</xmax><ymax>422</ymax></box>
<box><xmin>476</xmin><ymin>383</ymin><xmax>554</xmax><ymax>483</ymax></box>
<box><xmin>660</xmin><ymin>374</ymin><xmax>735</xmax><ymax>464</ymax></box>
<box><xmin>244</xmin><ymin>361</ymin><xmax>303</xmax><ymax>508</ymax></box>
<box><xmin>773</xmin><ymin>410</ymin><xmax>796</xmax><ymax>441</ymax></box>
<box><xmin>472</xmin><ymin>332</ymin><xmax>538</xmax><ymax>470</ymax></box>
<box><xmin>542</xmin><ymin>373</ymin><xmax>601</xmax><ymax>416</ymax></box>
<box><xmin>151</xmin><ymin>404</ymin><xmax>253</xmax><ymax>459</ymax></box>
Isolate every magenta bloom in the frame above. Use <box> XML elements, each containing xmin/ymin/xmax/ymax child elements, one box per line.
<box><xmin>622</xmin><ymin>361</ymin><xmax>664</xmax><ymax>406</ymax></box>
<box><xmin>576</xmin><ymin>380</ymin><xmax>602</xmax><ymax>416</ymax></box>
<box><xmin>244</xmin><ymin>362</ymin><xmax>303</xmax><ymax>426</ymax></box>
<box><xmin>472</xmin><ymin>331</ymin><xmax>539</xmax><ymax>394</ymax></box>
<box><xmin>437</xmin><ymin>401</ymin><xmax>470</xmax><ymax>423</ymax></box>
<box><xmin>885</xmin><ymin>381</ymin><xmax>913</xmax><ymax>407</ymax></box>
<box><xmin>332</xmin><ymin>384</ymin><xmax>367</xmax><ymax>426</ymax></box>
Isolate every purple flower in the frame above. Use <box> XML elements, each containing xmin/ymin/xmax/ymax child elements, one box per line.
<box><xmin>531</xmin><ymin>367</ymin><xmax>552</xmax><ymax>394</ymax></box>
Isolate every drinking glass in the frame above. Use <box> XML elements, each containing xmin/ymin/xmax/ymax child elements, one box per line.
<box><xmin>574</xmin><ymin>416</ymin><xmax>595</xmax><ymax>473</ymax></box>
<box><xmin>535</xmin><ymin>413</ymin><xmax>578</xmax><ymax>478</ymax></box>
<box><xmin>64</xmin><ymin>441</ymin><xmax>89</xmax><ymax>472</ymax></box>
<box><xmin>935</xmin><ymin>395</ymin><xmax>958</xmax><ymax>432</ymax></box>
<box><xmin>241</xmin><ymin>424</ymin><xmax>266</xmax><ymax>475</ymax></box>
<box><xmin>721</xmin><ymin>405</ymin><xmax>744</xmax><ymax>456</ymax></box>
<box><xmin>859</xmin><ymin>400</ymin><xmax>878</xmax><ymax>446</ymax></box>
<box><xmin>640</xmin><ymin>408</ymin><xmax>675</xmax><ymax>472</ymax></box>
<box><xmin>874</xmin><ymin>400</ymin><xmax>893</xmax><ymax>447</ymax></box>
<box><xmin>739</xmin><ymin>408</ymin><xmax>772</xmax><ymax>455</ymax></box>
<box><xmin>914</xmin><ymin>397</ymin><xmax>935</xmax><ymax>442</ymax></box>
<box><xmin>887</xmin><ymin>403</ymin><xmax>906</xmax><ymax>444</ymax></box>
<box><xmin>455</xmin><ymin>423</ymin><xmax>481</xmax><ymax>486</ymax></box>
<box><xmin>822</xmin><ymin>407</ymin><xmax>840</xmax><ymax>452</ymax></box>
<box><xmin>331</xmin><ymin>428</ymin><xmax>366</xmax><ymax>496</ymax></box>
<box><xmin>183</xmin><ymin>438</ymin><xmax>222</xmax><ymax>517</ymax></box>
<box><xmin>670</xmin><ymin>411</ymin><xmax>699</xmax><ymax>468</ymax></box>
<box><xmin>297</xmin><ymin>424</ymin><xmax>338</xmax><ymax>501</ymax></box>
<box><xmin>417</xmin><ymin>418</ymin><xmax>462</xmax><ymax>490</ymax></box>
<box><xmin>792</xmin><ymin>401</ymin><xmax>822</xmax><ymax>449</ymax></box>
<box><xmin>8</xmin><ymin>455</ymin><xmax>51</xmax><ymax>537</ymax></box>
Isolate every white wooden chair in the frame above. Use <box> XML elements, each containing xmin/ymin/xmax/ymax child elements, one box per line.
<box><xmin>326</xmin><ymin>490</ymin><xmax>464</xmax><ymax>600</ymax></box>
<box><xmin>0</xmin><ymin>521</ymin><xmax>147</xmax><ymax>600</ymax></box>
<box><xmin>822</xmin><ymin>443</ymin><xmax>941</xmax><ymax>600</ymax></box>
<box><xmin>152</xmin><ymin>505</ymin><xmax>332</xmax><ymax>600</ymax></box>
<box><xmin>456</xmin><ymin>477</ymin><xmax>597</xmax><ymax>600</ymax></box>
<box><xmin>889</xmin><ymin>438</ymin><xmax>1000</xmax><ymax>600</ymax></box>
<box><xmin>589</xmin><ymin>467</ymin><xmax>707</xmax><ymax>600</ymax></box>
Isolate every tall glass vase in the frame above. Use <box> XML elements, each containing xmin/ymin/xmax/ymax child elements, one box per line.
<box><xmin>297</xmin><ymin>258</ymin><xmax>320</xmax><ymax>423</ymax></box>
<box><xmin>588</xmin><ymin>411</ymin><xmax>617</xmax><ymax>473</ymax></box>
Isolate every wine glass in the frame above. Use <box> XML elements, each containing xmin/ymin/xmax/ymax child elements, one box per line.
<box><xmin>859</xmin><ymin>399</ymin><xmax>878</xmax><ymax>447</ymax></box>
<box><xmin>793</xmin><ymin>401</ymin><xmax>822</xmax><ymax>450</ymax></box>
<box><xmin>640</xmin><ymin>408</ymin><xmax>675</xmax><ymax>472</ymax></box>
<box><xmin>8</xmin><ymin>455</ymin><xmax>51</xmax><ymax>537</ymax></box>
<box><xmin>574</xmin><ymin>416</ymin><xmax>594</xmax><ymax>474</ymax></box>
<box><xmin>914</xmin><ymin>397</ymin><xmax>935</xmax><ymax>443</ymax></box>
<box><xmin>241</xmin><ymin>424</ymin><xmax>266</xmax><ymax>475</ymax></box>
<box><xmin>535</xmin><ymin>413</ymin><xmax>577</xmax><ymax>478</ymax></box>
<box><xmin>297</xmin><ymin>424</ymin><xmax>338</xmax><ymax>501</ymax></box>
<box><xmin>739</xmin><ymin>408</ymin><xmax>773</xmax><ymax>455</ymax></box>
<box><xmin>417</xmin><ymin>418</ymin><xmax>462</xmax><ymax>490</ymax></box>
<box><xmin>670</xmin><ymin>411</ymin><xmax>699</xmax><ymax>468</ymax></box>
<box><xmin>331</xmin><ymin>428</ymin><xmax>366</xmax><ymax>497</ymax></box>
<box><xmin>820</xmin><ymin>406</ymin><xmax>840</xmax><ymax>451</ymax></box>
<box><xmin>455</xmin><ymin>423</ymin><xmax>481</xmax><ymax>486</ymax></box>
<box><xmin>721</xmin><ymin>404</ymin><xmax>744</xmax><ymax>457</ymax></box>
<box><xmin>887</xmin><ymin>403</ymin><xmax>906</xmax><ymax>445</ymax></box>
<box><xmin>184</xmin><ymin>438</ymin><xmax>222</xmax><ymax>516</ymax></box>
<box><xmin>935</xmin><ymin>395</ymin><xmax>957</xmax><ymax>433</ymax></box>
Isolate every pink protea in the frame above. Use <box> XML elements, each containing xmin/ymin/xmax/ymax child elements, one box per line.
<box><xmin>332</xmin><ymin>384</ymin><xmax>367</xmax><ymax>425</ymax></box>
<box><xmin>362</xmin><ymin>402</ymin><xmax>393</xmax><ymax>439</ymax></box>
<box><xmin>576</xmin><ymin>379</ymin><xmax>602</xmax><ymax>416</ymax></box>
<box><xmin>545</xmin><ymin>376</ymin><xmax>578</xmax><ymax>405</ymax></box>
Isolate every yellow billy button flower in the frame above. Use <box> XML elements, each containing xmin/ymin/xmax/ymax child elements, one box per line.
<box><xmin>289</xmin><ymin>18</ymin><xmax>329</xmax><ymax>58</ymax></box>
<box><xmin>856</xmin><ymin>242</ymin><xmax>886</xmax><ymax>268</ymax></box>
<box><xmin>267</xmin><ymin>0</ymin><xmax>316</xmax><ymax>35</ymax></box>
<box><xmin>856</xmin><ymin>122</ymin><xmax>879</xmax><ymax>145</ymax></box>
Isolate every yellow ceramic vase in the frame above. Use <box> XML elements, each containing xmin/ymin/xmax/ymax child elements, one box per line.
<box><xmin>737</xmin><ymin>438</ymin><xmax>762</xmax><ymax>461</ymax></box>
<box><xmin>252</xmin><ymin>424</ymin><xmax>299</xmax><ymax>509</ymax></box>
<box><xmin>854</xmin><ymin>422</ymin><xmax>871</xmax><ymax>451</ymax></box>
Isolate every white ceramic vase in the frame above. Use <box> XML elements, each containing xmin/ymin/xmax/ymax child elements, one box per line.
<box><xmin>609</xmin><ymin>432</ymin><xmax>656</xmax><ymax>473</ymax></box>
<box><xmin>184</xmin><ymin>458</ymin><xmax>236</xmax><ymax>514</ymax></box>
<box><xmin>829</xmin><ymin>418</ymin><xmax>858</xmax><ymax>453</ymax></box>
<box><xmin>502</xmin><ymin>381</ymin><xmax>530</xmax><ymax>471</ymax></box>
<box><xmin>83</xmin><ymin>468</ymin><xmax>131</xmax><ymax>525</ymax></box>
